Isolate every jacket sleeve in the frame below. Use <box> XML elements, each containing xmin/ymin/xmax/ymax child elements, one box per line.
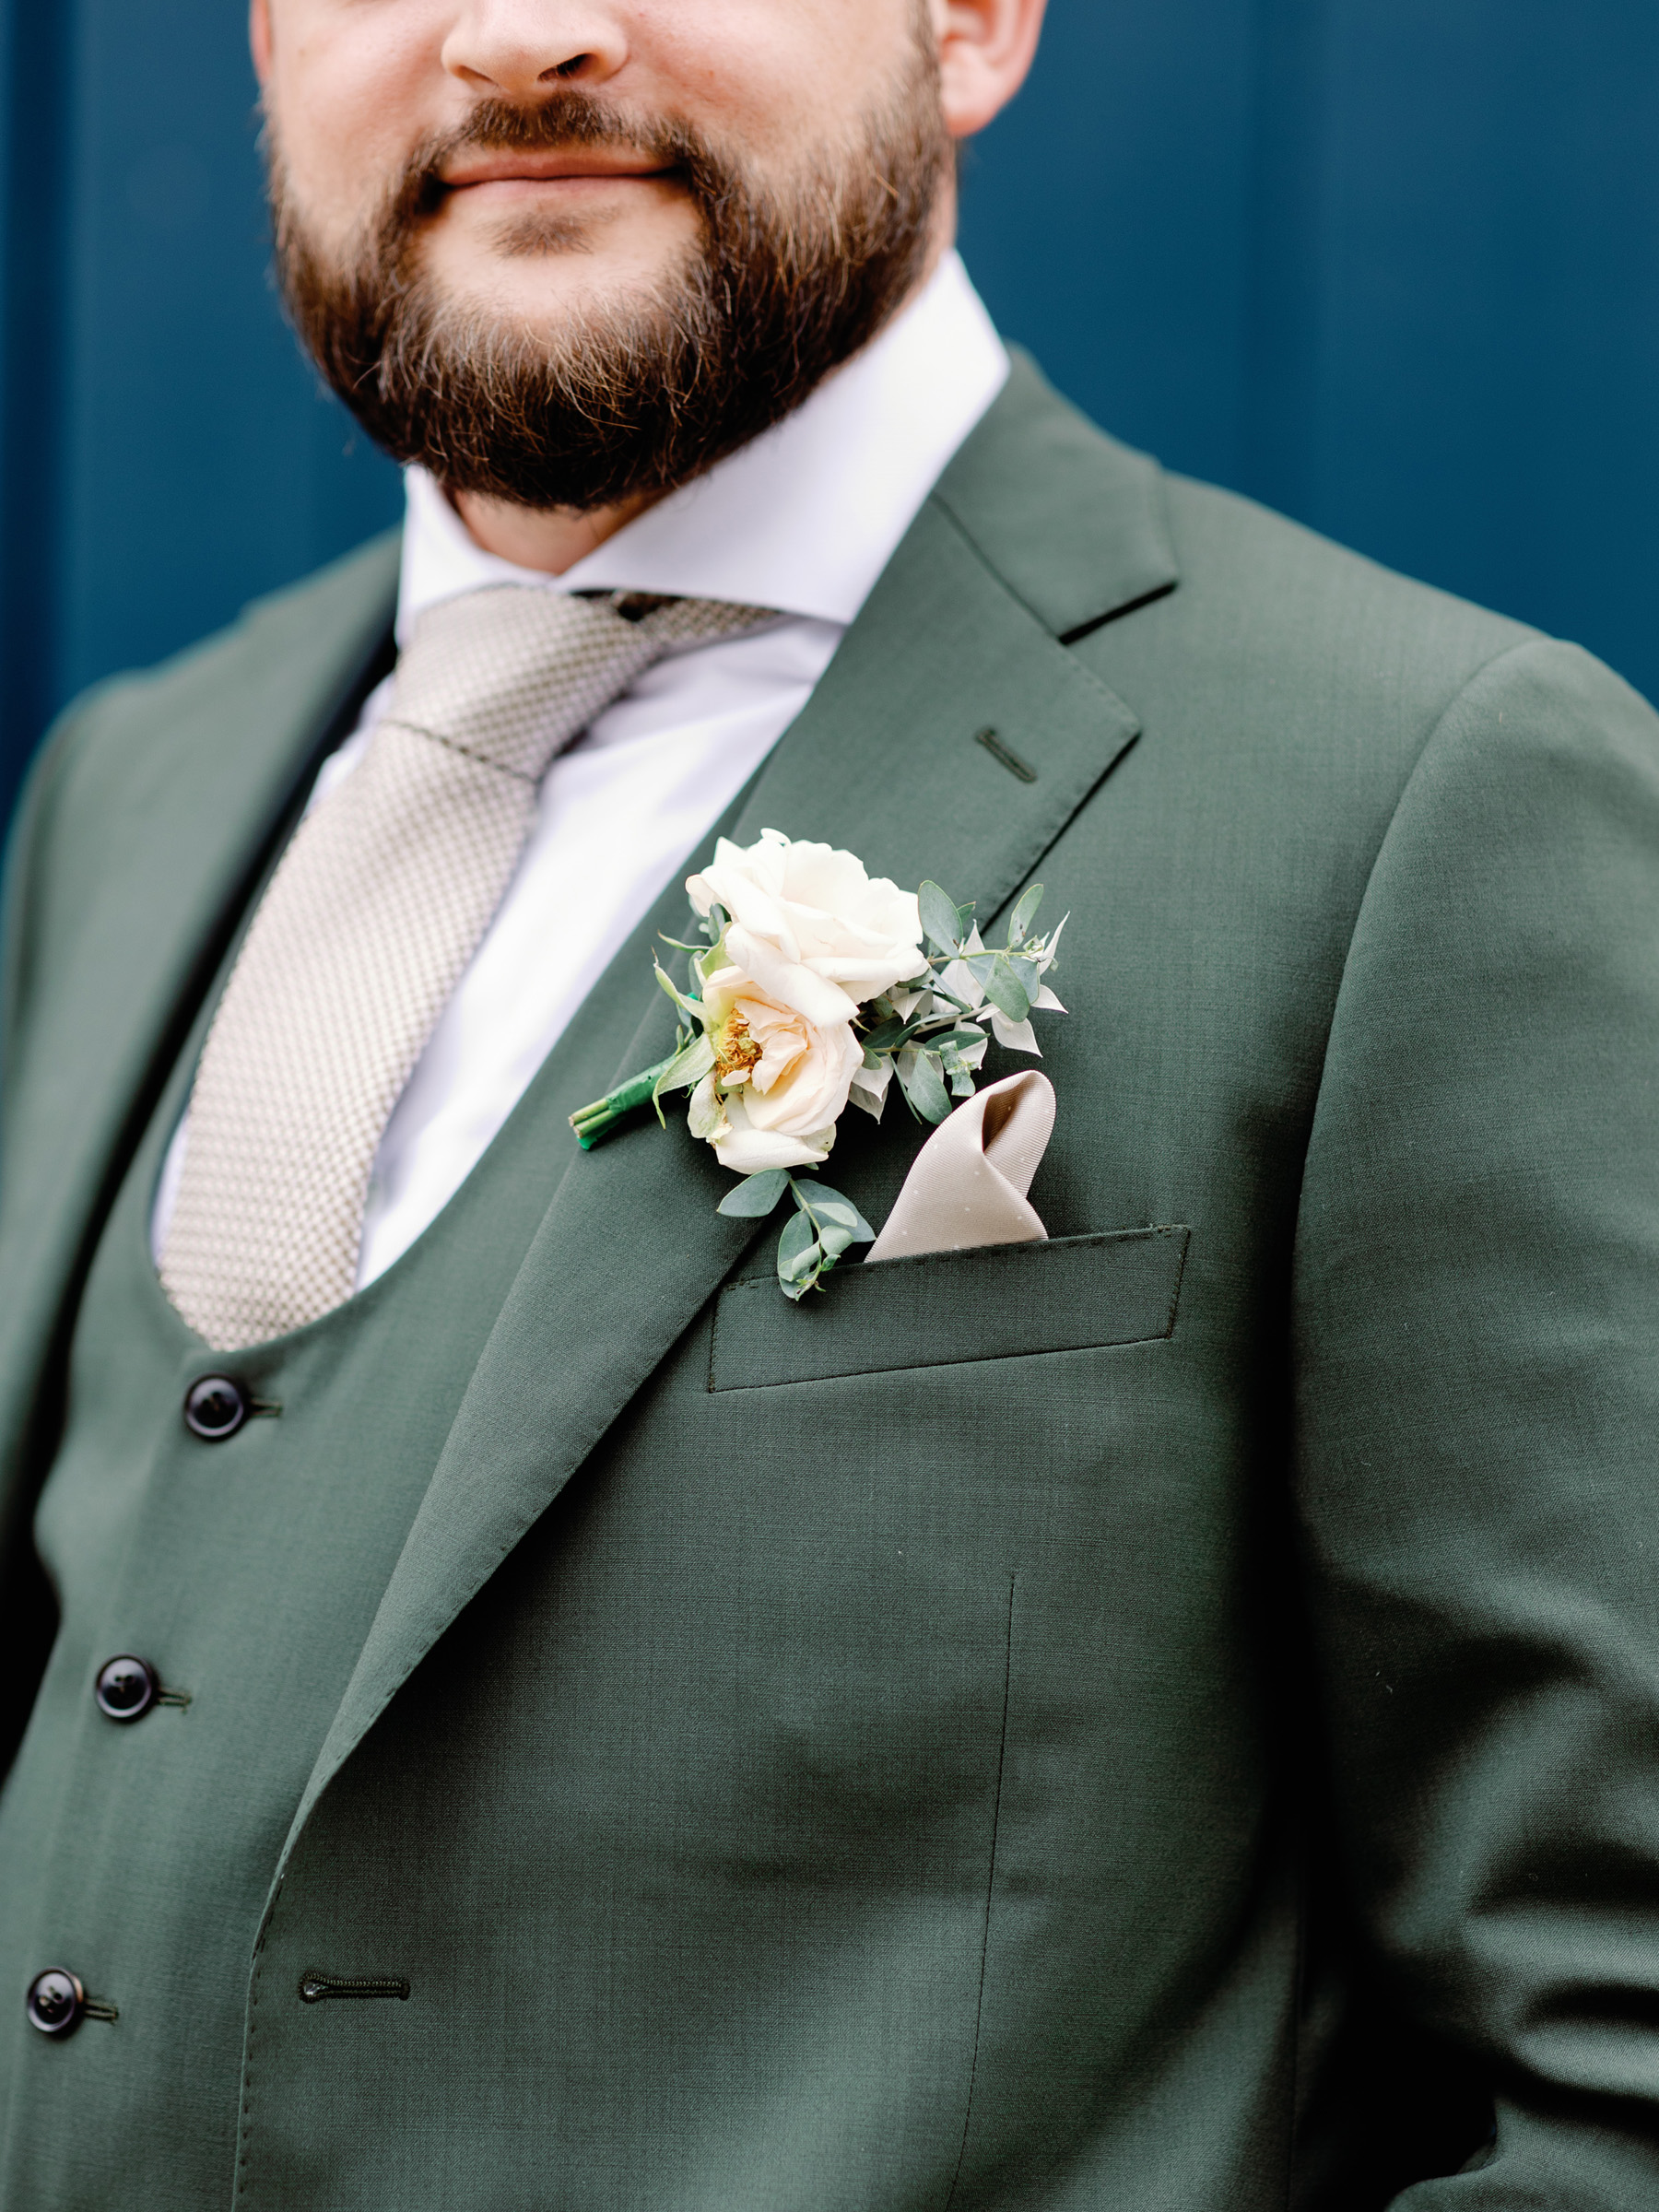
<box><xmin>1292</xmin><ymin>637</ymin><xmax>1659</xmax><ymax>2206</ymax></box>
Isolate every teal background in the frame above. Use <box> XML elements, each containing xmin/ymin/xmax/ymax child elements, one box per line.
<box><xmin>0</xmin><ymin>0</ymin><xmax>1653</xmax><ymax>812</ymax></box>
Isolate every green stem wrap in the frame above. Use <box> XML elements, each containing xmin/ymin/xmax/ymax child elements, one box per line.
<box><xmin>568</xmin><ymin>1054</ymin><xmax>680</xmax><ymax>1149</ymax></box>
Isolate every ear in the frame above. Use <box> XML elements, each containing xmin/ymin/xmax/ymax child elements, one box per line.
<box><xmin>933</xmin><ymin>0</ymin><xmax>1047</xmax><ymax>140</ymax></box>
<box><xmin>249</xmin><ymin>0</ymin><xmax>274</xmax><ymax>88</ymax></box>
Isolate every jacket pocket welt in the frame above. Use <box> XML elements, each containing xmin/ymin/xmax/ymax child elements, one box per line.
<box><xmin>708</xmin><ymin>1226</ymin><xmax>1190</xmax><ymax>1393</ymax></box>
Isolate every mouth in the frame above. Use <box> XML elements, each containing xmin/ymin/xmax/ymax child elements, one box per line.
<box><xmin>439</xmin><ymin>150</ymin><xmax>677</xmax><ymax>205</ymax></box>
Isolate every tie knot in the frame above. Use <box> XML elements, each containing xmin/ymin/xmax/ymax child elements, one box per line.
<box><xmin>383</xmin><ymin>584</ymin><xmax>774</xmax><ymax>782</ymax></box>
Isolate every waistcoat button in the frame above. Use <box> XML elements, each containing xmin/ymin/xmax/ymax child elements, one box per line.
<box><xmin>26</xmin><ymin>1971</ymin><xmax>84</xmax><ymax>2038</ymax></box>
<box><xmin>94</xmin><ymin>1655</ymin><xmax>160</xmax><ymax>1723</ymax></box>
<box><xmin>183</xmin><ymin>1375</ymin><xmax>249</xmax><ymax>1440</ymax></box>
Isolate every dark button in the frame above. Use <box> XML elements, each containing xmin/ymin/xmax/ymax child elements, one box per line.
<box><xmin>26</xmin><ymin>1971</ymin><xmax>84</xmax><ymax>2038</ymax></box>
<box><xmin>183</xmin><ymin>1375</ymin><xmax>248</xmax><ymax>1441</ymax></box>
<box><xmin>94</xmin><ymin>1654</ymin><xmax>160</xmax><ymax>1724</ymax></box>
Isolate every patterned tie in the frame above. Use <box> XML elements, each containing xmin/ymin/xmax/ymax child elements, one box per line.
<box><xmin>160</xmin><ymin>582</ymin><xmax>771</xmax><ymax>1351</ymax></box>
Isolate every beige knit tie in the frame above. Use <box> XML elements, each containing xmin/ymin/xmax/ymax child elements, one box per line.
<box><xmin>160</xmin><ymin>582</ymin><xmax>771</xmax><ymax>1351</ymax></box>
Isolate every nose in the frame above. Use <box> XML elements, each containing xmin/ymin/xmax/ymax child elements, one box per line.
<box><xmin>441</xmin><ymin>2</ymin><xmax>630</xmax><ymax>98</ymax></box>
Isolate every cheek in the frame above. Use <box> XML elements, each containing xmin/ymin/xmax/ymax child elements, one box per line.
<box><xmin>629</xmin><ymin>0</ymin><xmax>918</xmax><ymax>163</ymax></box>
<box><xmin>265</xmin><ymin>5</ymin><xmax>443</xmax><ymax>236</ymax></box>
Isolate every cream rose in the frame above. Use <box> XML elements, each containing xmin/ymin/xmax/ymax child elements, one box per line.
<box><xmin>693</xmin><ymin>967</ymin><xmax>864</xmax><ymax>1174</ymax></box>
<box><xmin>687</xmin><ymin>829</ymin><xmax>925</xmax><ymax>1027</ymax></box>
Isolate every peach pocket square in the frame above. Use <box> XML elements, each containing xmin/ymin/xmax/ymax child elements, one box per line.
<box><xmin>867</xmin><ymin>1071</ymin><xmax>1055</xmax><ymax>1263</ymax></box>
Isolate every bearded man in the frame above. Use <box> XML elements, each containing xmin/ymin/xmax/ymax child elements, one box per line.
<box><xmin>2</xmin><ymin>0</ymin><xmax>1659</xmax><ymax>2206</ymax></box>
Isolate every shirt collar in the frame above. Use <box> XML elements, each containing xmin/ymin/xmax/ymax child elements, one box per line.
<box><xmin>395</xmin><ymin>251</ymin><xmax>1009</xmax><ymax>644</ymax></box>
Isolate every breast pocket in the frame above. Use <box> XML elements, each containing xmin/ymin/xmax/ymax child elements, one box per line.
<box><xmin>708</xmin><ymin>1226</ymin><xmax>1191</xmax><ymax>1392</ymax></box>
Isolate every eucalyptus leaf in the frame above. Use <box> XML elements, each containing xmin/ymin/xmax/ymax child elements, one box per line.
<box><xmin>1006</xmin><ymin>953</ymin><xmax>1041</xmax><ymax>997</ymax></box>
<box><xmin>717</xmin><ymin>1168</ymin><xmax>790</xmax><ymax>1218</ymax></box>
<box><xmin>897</xmin><ymin>1046</ymin><xmax>953</xmax><ymax>1124</ymax></box>
<box><xmin>913</xmin><ymin>1027</ymin><xmax>987</xmax><ymax>1054</ymax></box>
<box><xmin>776</xmin><ymin>1209</ymin><xmax>821</xmax><ymax>1294</ymax></box>
<box><xmin>919</xmin><ymin>880</ymin><xmax>963</xmax><ymax>955</ymax></box>
<box><xmin>791</xmin><ymin>1181</ymin><xmax>876</xmax><ymax>1242</ymax></box>
<box><xmin>858</xmin><ymin>1016</ymin><xmax>917</xmax><ymax>1055</ymax></box>
<box><xmin>979</xmin><ymin>959</ymin><xmax>1031</xmax><ymax>1024</ymax></box>
<box><xmin>1006</xmin><ymin>883</ymin><xmax>1044</xmax><ymax>947</ymax></box>
<box><xmin>935</xmin><ymin>1040</ymin><xmax>981</xmax><ymax>1099</ymax></box>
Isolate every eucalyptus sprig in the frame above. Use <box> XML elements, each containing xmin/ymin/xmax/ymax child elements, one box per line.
<box><xmin>715</xmin><ymin>1169</ymin><xmax>877</xmax><ymax>1301</ymax></box>
<box><xmin>849</xmin><ymin>878</ymin><xmax>1066</xmax><ymax>1132</ymax></box>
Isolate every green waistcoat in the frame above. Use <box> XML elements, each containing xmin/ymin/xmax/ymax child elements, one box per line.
<box><xmin>0</xmin><ymin>926</ymin><xmax>648</xmax><ymax>2204</ymax></box>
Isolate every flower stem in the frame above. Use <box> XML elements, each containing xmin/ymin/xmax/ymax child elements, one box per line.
<box><xmin>568</xmin><ymin>1053</ymin><xmax>679</xmax><ymax>1148</ymax></box>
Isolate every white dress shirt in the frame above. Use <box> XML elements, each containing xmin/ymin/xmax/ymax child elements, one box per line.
<box><xmin>154</xmin><ymin>252</ymin><xmax>1008</xmax><ymax>1289</ymax></box>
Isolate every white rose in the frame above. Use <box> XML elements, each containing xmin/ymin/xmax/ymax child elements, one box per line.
<box><xmin>688</xmin><ymin>828</ymin><xmax>924</xmax><ymax>1028</ymax></box>
<box><xmin>695</xmin><ymin>967</ymin><xmax>863</xmax><ymax>1173</ymax></box>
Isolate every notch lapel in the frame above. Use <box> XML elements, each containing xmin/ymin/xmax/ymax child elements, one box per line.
<box><xmin>284</xmin><ymin>369</ymin><xmax>1181</xmax><ymax>1865</ymax></box>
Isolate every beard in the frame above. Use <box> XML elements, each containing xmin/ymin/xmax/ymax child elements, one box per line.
<box><xmin>268</xmin><ymin>48</ymin><xmax>951</xmax><ymax>513</ymax></box>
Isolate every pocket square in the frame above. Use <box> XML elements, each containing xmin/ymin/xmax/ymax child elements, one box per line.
<box><xmin>867</xmin><ymin>1071</ymin><xmax>1056</xmax><ymax>1263</ymax></box>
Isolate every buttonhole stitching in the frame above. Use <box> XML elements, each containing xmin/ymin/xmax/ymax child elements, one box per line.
<box><xmin>973</xmin><ymin>727</ymin><xmax>1038</xmax><ymax>782</ymax></box>
<box><xmin>299</xmin><ymin>1971</ymin><xmax>411</xmax><ymax>2003</ymax></box>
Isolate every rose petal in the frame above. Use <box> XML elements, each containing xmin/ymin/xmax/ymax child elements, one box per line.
<box><xmin>712</xmin><ymin>1122</ymin><xmax>830</xmax><ymax>1173</ymax></box>
<box><xmin>724</xmin><ymin>927</ymin><xmax>862</xmax><ymax>1026</ymax></box>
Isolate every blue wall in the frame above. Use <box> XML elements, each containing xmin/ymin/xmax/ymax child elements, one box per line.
<box><xmin>0</xmin><ymin>0</ymin><xmax>1653</xmax><ymax>815</ymax></box>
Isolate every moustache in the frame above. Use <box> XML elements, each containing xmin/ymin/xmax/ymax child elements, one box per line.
<box><xmin>390</xmin><ymin>93</ymin><xmax>719</xmax><ymax>231</ymax></box>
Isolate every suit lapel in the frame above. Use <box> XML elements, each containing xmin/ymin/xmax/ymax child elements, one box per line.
<box><xmin>283</xmin><ymin>365</ymin><xmax>1180</xmax><ymax>1865</ymax></box>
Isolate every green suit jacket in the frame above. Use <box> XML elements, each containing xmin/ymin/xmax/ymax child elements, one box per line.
<box><xmin>5</xmin><ymin>357</ymin><xmax>1659</xmax><ymax>2207</ymax></box>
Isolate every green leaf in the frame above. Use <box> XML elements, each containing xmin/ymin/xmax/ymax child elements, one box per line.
<box><xmin>650</xmin><ymin>1031</ymin><xmax>714</xmax><ymax>1111</ymax></box>
<box><xmin>909</xmin><ymin>1026</ymin><xmax>986</xmax><ymax>1054</ymax></box>
<box><xmin>790</xmin><ymin>1180</ymin><xmax>877</xmax><ymax>1243</ymax></box>
<box><xmin>979</xmin><ymin>959</ymin><xmax>1031</xmax><ymax>1025</ymax></box>
<box><xmin>1006</xmin><ymin>953</ymin><xmax>1041</xmax><ymax>998</ymax></box>
<box><xmin>717</xmin><ymin>1168</ymin><xmax>790</xmax><ymax>1218</ymax></box>
<box><xmin>919</xmin><ymin>880</ymin><xmax>963</xmax><ymax>955</ymax></box>
<box><xmin>897</xmin><ymin>1046</ymin><xmax>953</xmax><ymax>1124</ymax></box>
<box><xmin>933</xmin><ymin>1036</ymin><xmax>982</xmax><ymax>1098</ymax></box>
<box><xmin>687</xmin><ymin>1080</ymin><xmax>725</xmax><ymax>1141</ymax></box>
<box><xmin>1006</xmin><ymin>883</ymin><xmax>1044</xmax><ymax>947</ymax></box>
<box><xmin>653</xmin><ymin>959</ymin><xmax>703</xmax><ymax>1021</ymax></box>
<box><xmin>776</xmin><ymin>1208</ymin><xmax>822</xmax><ymax>1294</ymax></box>
<box><xmin>859</xmin><ymin>1015</ymin><xmax>921</xmax><ymax>1056</ymax></box>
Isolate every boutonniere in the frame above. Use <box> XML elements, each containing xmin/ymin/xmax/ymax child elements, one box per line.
<box><xmin>570</xmin><ymin>829</ymin><xmax>1066</xmax><ymax>1300</ymax></box>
